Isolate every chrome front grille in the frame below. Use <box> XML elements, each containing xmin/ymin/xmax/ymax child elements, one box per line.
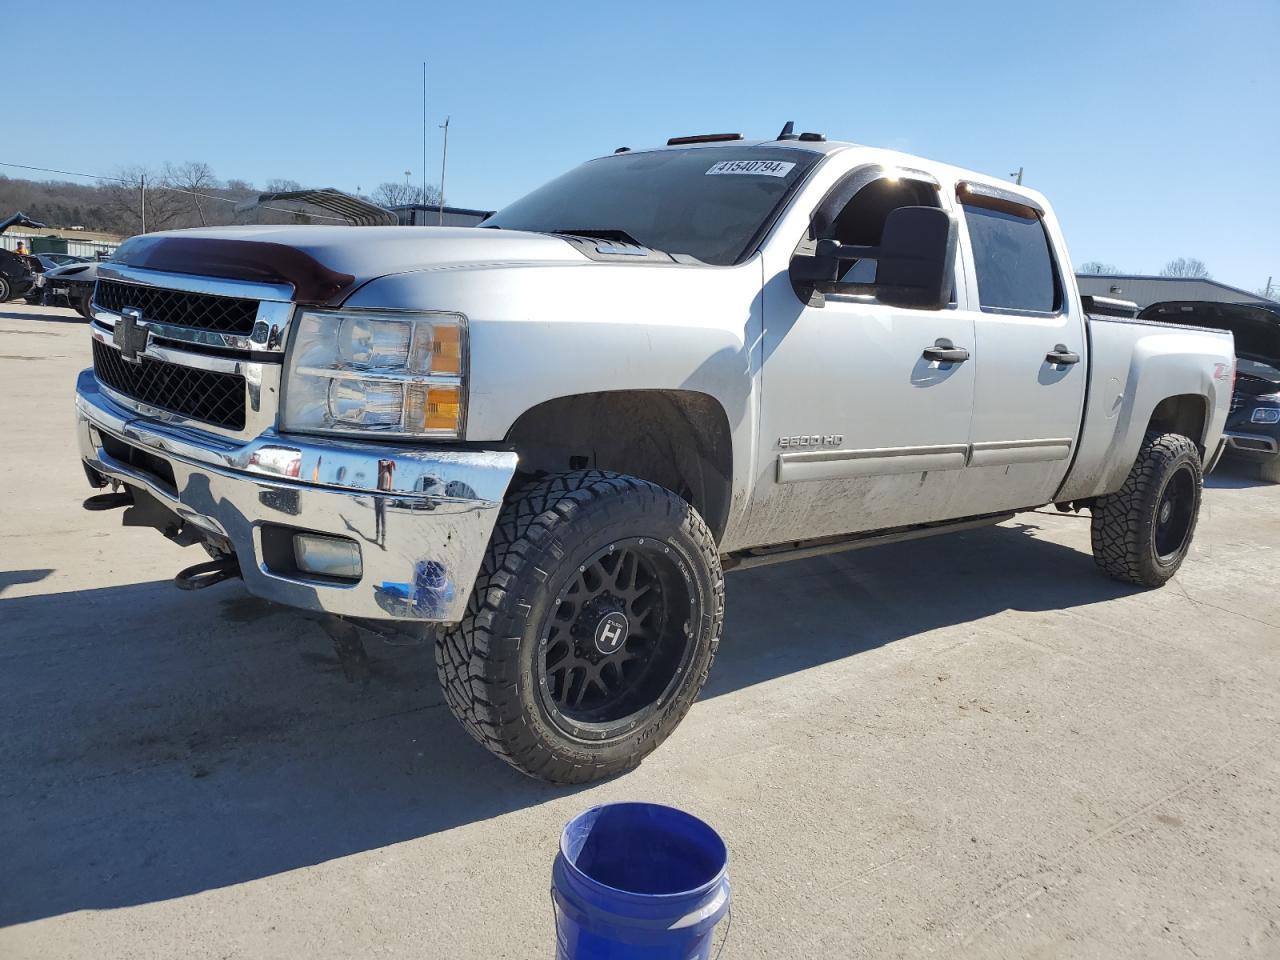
<box><xmin>96</xmin><ymin>279</ymin><xmax>259</xmax><ymax>334</ymax></box>
<box><xmin>92</xmin><ymin>339</ymin><xmax>247</xmax><ymax>430</ymax></box>
<box><xmin>89</xmin><ymin>265</ymin><xmax>294</xmax><ymax>441</ymax></box>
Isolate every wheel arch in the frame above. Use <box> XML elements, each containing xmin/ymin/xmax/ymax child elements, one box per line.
<box><xmin>504</xmin><ymin>389</ymin><xmax>734</xmax><ymax>544</ymax></box>
<box><xmin>1147</xmin><ymin>393</ymin><xmax>1210</xmax><ymax>459</ymax></box>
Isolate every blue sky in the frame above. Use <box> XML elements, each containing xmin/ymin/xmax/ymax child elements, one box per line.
<box><xmin>11</xmin><ymin>0</ymin><xmax>1279</xmax><ymax>291</ymax></box>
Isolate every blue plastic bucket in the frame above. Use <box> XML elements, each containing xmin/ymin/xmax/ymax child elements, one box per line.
<box><xmin>552</xmin><ymin>803</ymin><xmax>731</xmax><ymax>959</ymax></box>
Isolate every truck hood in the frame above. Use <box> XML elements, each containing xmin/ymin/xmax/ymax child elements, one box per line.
<box><xmin>1139</xmin><ymin>300</ymin><xmax>1280</xmax><ymax>373</ymax></box>
<box><xmin>110</xmin><ymin>225</ymin><xmax>587</xmax><ymax>304</ymax></box>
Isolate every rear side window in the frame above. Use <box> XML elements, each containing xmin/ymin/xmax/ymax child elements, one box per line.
<box><xmin>963</xmin><ymin>203</ymin><xmax>1060</xmax><ymax>313</ymax></box>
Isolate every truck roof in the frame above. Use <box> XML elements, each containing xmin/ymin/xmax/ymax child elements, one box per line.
<box><xmin>601</xmin><ymin>137</ymin><xmax>1052</xmax><ymax>213</ymax></box>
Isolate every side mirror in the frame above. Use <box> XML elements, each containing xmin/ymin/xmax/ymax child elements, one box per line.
<box><xmin>793</xmin><ymin>206</ymin><xmax>958</xmax><ymax>310</ymax></box>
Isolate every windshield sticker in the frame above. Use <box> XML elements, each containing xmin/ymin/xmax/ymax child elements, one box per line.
<box><xmin>705</xmin><ymin>160</ymin><xmax>796</xmax><ymax>178</ymax></box>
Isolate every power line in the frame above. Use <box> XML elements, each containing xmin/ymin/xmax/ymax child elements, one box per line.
<box><xmin>0</xmin><ymin>159</ymin><xmax>133</xmax><ymax>183</ymax></box>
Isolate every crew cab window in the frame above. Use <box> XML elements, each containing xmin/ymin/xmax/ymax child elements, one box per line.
<box><xmin>963</xmin><ymin>202</ymin><xmax>1060</xmax><ymax>313</ymax></box>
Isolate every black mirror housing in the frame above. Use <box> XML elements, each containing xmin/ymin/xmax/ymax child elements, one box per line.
<box><xmin>797</xmin><ymin>206</ymin><xmax>958</xmax><ymax>311</ymax></box>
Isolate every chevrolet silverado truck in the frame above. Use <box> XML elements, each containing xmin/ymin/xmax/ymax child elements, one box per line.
<box><xmin>75</xmin><ymin>128</ymin><xmax>1235</xmax><ymax>783</ymax></box>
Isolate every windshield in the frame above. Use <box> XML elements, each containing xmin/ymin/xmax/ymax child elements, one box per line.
<box><xmin>483</xmin><ymin>146</ymin><xmax>820</xmax><ymax>266</ymax></box>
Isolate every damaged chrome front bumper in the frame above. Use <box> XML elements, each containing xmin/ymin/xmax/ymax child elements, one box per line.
<box><xmin>75</xmin><ymin>369</ymin><xmax>517</xmax><ymax>623</ymax></box>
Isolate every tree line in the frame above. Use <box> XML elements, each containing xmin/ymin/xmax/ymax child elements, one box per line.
<box><xmin>0</xmin><ymin>163</ymin><xmax>441</xmax><ymax>236</ymax></box>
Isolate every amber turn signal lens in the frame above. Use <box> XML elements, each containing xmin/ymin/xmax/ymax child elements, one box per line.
<box><xmin>419</xmin><ymin>384</ymin><xmax>462</xmax><ymax>433</ymax></box>
<box><xmin>430</xmin><ymin>324</ymin><xmax>462</xmax><ymax>375</ymax></box>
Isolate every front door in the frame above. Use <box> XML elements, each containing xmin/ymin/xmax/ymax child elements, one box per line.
<box><xmin>744</xmin><ymin>171</ymin><xmax>978</xmax><ymax>547</ymax></box>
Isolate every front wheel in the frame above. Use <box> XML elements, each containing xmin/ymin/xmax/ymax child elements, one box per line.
<box><xmin>1261</xmin><ymin>456</ymin><xmax>1280</xmax><ymax>485</ymax></box>
<box><xmin>0</xmin><ymin>277</ymin><xmax>11</xmax><ymax>302</ymax></box>
<box><xmin>1090</xmin><ymin>432</ymin><xmax>1203</xmax><ymax>587</ymax></box>
<box><xmin>436</xmin><ymin>471</ymin><xmax>724</xmax><ymax>783</ymax></box>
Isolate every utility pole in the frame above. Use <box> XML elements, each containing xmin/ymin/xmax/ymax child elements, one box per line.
<box><xmin>438</xmin><ymin>115</ymin><xmax>450</xmax><ymax>225</ymax></box>
<box><xmin>1010</xmin><ymin>167</ymin><xmax>1024</xmax><ymax>186</ymax></box>
<box><xmin>139</xmin><ymin>172</ymin><xmax>147</xmax><ymax>233</ymax></box>
<box><xmin>422</xmin><ymin>61</ymin><xmax>428</xmax><ymax>225</ymax></box>
<box><xmin>1265</xmin><ymin>276</ymin><xmax>1274</xmax><ymax>300</ymax></box>
<box><xmin>430</xmin><ymin>61</ymin><xmax>435</xmax><ymax>225</ymax></box>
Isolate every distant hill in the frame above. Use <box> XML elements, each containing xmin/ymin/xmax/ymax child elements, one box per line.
<box><xmin>0</xmin><ymin>173</ymin><xmax>354</xmax><ymax>236</ymax></box>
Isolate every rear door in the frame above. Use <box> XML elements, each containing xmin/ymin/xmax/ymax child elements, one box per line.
<box><xmin>951</xmin><ymin>183</ymin><xmax>1088</xmax><ymax>514</ymax></box>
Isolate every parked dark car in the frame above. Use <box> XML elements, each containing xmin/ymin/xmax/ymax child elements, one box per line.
<box><xmin>1140</xmin><ymin>300</ymin><xmax>1280</xmax><ymax>482</ymax></box>
<box><xmin>25</xmin><ymin>253</ymin><xmax>91</xmax><ymax>304</ymax></box>
<box><xmin>0</xmin><ymin>212</ymin><xmax>46</xmax><ymax>301</ymax></box>
<box><xmin>0</xmin><ymin>250</ymin><xmax>37</xmax><ymax>302</ymax></box>
<box><xmin>42</xmin><ymin>260</ymin><xmax>99</xmax><ymax>319</ymax></box>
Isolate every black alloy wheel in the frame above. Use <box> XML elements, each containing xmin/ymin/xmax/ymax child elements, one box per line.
<box><xmin>538</xmin><ymin>536</ymin><xmax>696</xmax><ymax>738</ymax></box>
<box><xmin>1153</xmin><ymin>463</ymin><xmax>1197</xmax><ymax>562</ymax></box>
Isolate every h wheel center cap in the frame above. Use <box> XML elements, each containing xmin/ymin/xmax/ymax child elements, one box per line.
<box><xmin>1159</xmin><ymin>501</ymin><xmax>1173</xmax><ymax>525</ymax></box>
<box><xmin>594</xmin><ymin>612</ymin><xmax>630</xmax><ymax>655</ymax></box>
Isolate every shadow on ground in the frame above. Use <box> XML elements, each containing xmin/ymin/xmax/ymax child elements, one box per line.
<box><xmin>0</xmin><ymin>309</ymin><xmax>84</xmax><ymax>325</ymax></box>
<box><xmin>0</xmin><ymin>521</ymin><xmax>1133</xmax><ymax>926</ymax></box>
<box><xmin>1207</xmin><ymin>458</ymin><xmax>1274</xmax><ymax>490</ymax></box>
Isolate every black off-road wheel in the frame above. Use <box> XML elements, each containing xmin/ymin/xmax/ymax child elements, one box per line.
<box><xmin>1090</xmin><ymin>432</ymin><xmax>1203</xmax><ymax>587</ymax></box>
<box><xmin>436</xmin><ymin>471</ymin><xmax>724</xmax><ymax>784</ymax></box>
<box><xmin>76</xmin><ymin>290</ymin><xmax>95</xmax><ymax>320</ymax></box>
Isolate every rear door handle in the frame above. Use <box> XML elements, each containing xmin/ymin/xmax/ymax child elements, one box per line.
<box><xmin>923</xmin><ymin>338</ymin><xmax>970</xmax><ymax>363</ymax></box>
<box><xmin>1046</xmin><ymin>344</ymin><xmax>1080</xmax><ymax>365</ymax></box>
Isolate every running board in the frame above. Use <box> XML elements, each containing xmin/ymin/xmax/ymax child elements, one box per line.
<box><xmin>721</xmin><ymin>512</ymin><xmax>1014</xmax><ymax>572</ymax></box>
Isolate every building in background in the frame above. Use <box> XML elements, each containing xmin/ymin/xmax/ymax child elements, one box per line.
<box><xmin>1077</xmin><ymin>274</ymin><xmax>1271</xmax><ymax>310</ymax></box>
<box><xmin>393</xmin><ymin>204</ymin><xmax>493</xmax><ymax>227</ymax></box>
<box><xmin>0</xmin><ymin>226</ymin><xmax>120</xmax><ymax>259</ymax></box>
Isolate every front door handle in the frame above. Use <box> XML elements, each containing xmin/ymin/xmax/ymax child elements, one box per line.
<box><xmin>1046</xmin><ymin>344</ymin><xmax>1081</xmax><ymax>365</ymax></box>
<box><xmin>923</xmin><ymin>338</ymin><xmax>971</xmax><ymax>363</ymax></box>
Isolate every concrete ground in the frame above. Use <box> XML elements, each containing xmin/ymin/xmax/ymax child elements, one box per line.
<box><xmin>1</xmin><ymin>299</ymin><xmax>1277</xmax><ymax>959</ymax></box>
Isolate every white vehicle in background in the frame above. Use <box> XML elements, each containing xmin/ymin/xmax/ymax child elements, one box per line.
<box><xmin>75</xmin><ymin>125</ymin><xmax>1234</xmax><ymax>782</ymax></box>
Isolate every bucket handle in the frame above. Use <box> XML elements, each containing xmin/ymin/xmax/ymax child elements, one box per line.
<box><xmin>549</xmin><ymin>888</ymin><xmax>732</xmax><ymax>958</ymax></box>
<box><xmin>712</xmin><ymin>902</ymin><xmax>733</xmax><ymax>959</ymax></box>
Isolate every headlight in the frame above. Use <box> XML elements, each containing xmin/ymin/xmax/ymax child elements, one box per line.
<box><xmin>281</xmin><ymin>309</ymin><xmax>466</xmax><ymax>438</ymax></box>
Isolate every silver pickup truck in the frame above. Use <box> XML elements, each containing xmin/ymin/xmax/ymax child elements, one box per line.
<box><xmin>75</xmin><ymin>129</ymin><xmax>1234</xmax><ymax>782</ymax></box>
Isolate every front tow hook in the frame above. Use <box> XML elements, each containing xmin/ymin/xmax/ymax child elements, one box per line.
<box><xmin>83</xmin><ymin>491</ymin><xmax>134</xmax><ymax>511</ymax></box>
<box><xmin>174</xmin><ymin>557</ymin><xmax>243</xmax><ymax>591</ymax></box>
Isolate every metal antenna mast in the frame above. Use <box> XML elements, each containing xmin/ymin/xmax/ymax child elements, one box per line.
<box><xmin>430</xmin><ymin>61</ymin><xmax>435</xmax><ymax>224</ymax></box>
<box><xmin>422</xmin><ymin>61</ymin><xmax>428</xmax><ymax>224</ymax></box>
<box><xmin>438</xmin><ymin>116</ymin><xmax>450</xmax><ymax>225</ymax></box>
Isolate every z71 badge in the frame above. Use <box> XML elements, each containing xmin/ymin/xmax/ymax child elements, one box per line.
<box><xmin>778</xmin><ymin>434</ymin><xmax>843</xmax><ymax>449</ymax></box>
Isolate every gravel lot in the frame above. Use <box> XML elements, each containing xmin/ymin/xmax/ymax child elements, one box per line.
<box><xmin>1</xmin><ymin>300</ymin><xmax>1277</xmax><ymax>959</ymax></box>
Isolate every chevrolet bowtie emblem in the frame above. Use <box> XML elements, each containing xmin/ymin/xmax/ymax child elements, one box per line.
<box><xmin>113</xmin><ymin>307</ymin><xmax>150</xmax><ymax>363</ymax></box>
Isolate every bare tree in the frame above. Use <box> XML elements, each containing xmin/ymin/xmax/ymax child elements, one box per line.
<box><xmin>371</xmin><ymin>181</ymin><xmax>440</xmax><ymax>210</ymax></box>
<box><xmin>1256</xmin><ymin>280</ymin><xmax>1279</xmax><ymax>302</ymax></box>
<box><xmin>1160</xmin><ymin>257</ymin><xmax>1211</xmax><ymax>279</ymax></box>
<box><xmin>265</xmin><ymin>178</ymin><xmax>303</xmax><ymax>194</ymax></box>
<box><xmin>164</xmin><ymin>161</ymin><xmax>218</xmax><ymax>226</ymax></box>
<box><xmin>99</xmin><ymin>166</ymin><xmax>184</xmax><ymax>235</ymax></box>
<box><xmin>1078</xmin><ymin>261</ymin><xmax>1120</xmax><ymax>275</ymax></box>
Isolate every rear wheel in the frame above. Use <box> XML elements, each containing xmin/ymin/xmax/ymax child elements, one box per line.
<box><xmin>1090</xmin><ymin>432</ymin><xmax>1203</xmax><ymax>587</ymax></box>
<box><xmin>0</xmin><ymin>277</ymin><xmax>11</xmax><ymax>302</ymax></box>
<box><xmin>436</xmin><ymin>471</ymin><xmax>723</xmax><ymax>783</ymax></box>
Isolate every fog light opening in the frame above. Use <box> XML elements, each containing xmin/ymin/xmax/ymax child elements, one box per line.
<box><xmin>293</xmin><ymin>534</ymin><xmax>363</xmax><ymax>580</ymax></box>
